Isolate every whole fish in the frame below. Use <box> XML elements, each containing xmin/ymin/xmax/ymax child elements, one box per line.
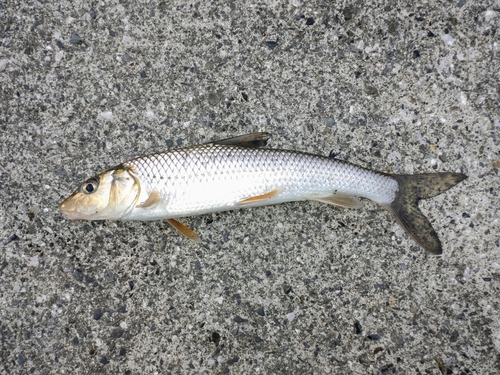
<box><xmin>59</xmin><ymin>132</ymin><xmax>466</xmax><ymax>253</ymax></box>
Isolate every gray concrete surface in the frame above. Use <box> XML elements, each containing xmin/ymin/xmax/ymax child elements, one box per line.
<box><xmin>1</xmin><ymin>0</ymin><xmax>499</xmax><ymax>374</ymax></box>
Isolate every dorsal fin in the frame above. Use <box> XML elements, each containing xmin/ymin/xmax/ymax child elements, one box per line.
<box><xmin>212</xmin><ymin>132</ymin><xmax>270</xmax><ymax>148</ymax></box>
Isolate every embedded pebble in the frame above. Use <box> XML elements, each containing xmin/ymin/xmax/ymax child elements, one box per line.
<box><xmin>440</xmin><ymin>34</ymin><xmax>455</xmax><ymax>46</ymax></box>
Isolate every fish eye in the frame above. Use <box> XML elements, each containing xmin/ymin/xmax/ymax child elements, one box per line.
<box><xmin>82</xmin><ymin>178</ymin><xmax>98</xmax><ymax>194</ymax></box>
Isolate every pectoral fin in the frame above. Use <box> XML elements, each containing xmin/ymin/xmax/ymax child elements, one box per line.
<box><xmin>313</xmin><ymin>192</ymin><xmax>363</xmax><ymax>209</ymax></box>
<box><xmin>137</xmin><ymin>190</ymin><xmax>161</xmax><ymax>208</ymax></box>
<box><xmin>238</xmin><ymin>188</ymin><xmax>280</xmax><ymax>205</ymax></box>
<box><xmin>166</xmin><ymin>218</ymin><xmax>201</xmax><ymax>243</ymax></box>
<box><xmin>213</xmin><ymin>132</ymin><xmax>270</xmax><ymax>148</ymax></box>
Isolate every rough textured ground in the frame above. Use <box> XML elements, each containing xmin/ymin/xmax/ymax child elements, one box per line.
<box><xmin>1</xmin><ymin>0</ymin><xmax>499</xmax><ymax>374</ymax></box>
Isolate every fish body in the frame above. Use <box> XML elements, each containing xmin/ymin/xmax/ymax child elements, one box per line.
<box><xmin>60</xmin><ymin>133</ymin><xmax>466</xmax><ymax>253</ymax></box>
<box><xmin>122</xmin><ymin>144</ymin><xmax>398</xmax><ymax>220</ymax></box>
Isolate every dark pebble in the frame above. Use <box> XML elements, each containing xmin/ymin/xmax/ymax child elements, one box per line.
<box><xmin>73</xmin><ymin>337</ymin><xmax>79</xmax><ymax>345</ymax></box>
<box><xmin>166</xmin><ymin>139</ymin><xmax>174</xmax><ymax>148</ymax></box>
<box><xmin>283</xmin><ymin>284</ymin><xmax>292</xmax><ymax>294</ymax></box>
<box><xmin>412</xmin><ymin>50</ymin><xmax>420</xmax><ymax>58</ymax></box>
<box><xmin>104</xmin><ymin>272</ymin><xmax>115</xmax><ymax>284</ymax></box>
<box><xmin>109</xmin><ymin>29</ymin><xmax>116</xmax><ymax>37</ymax></box>
<box><xmin>457</xmin><ymin>0</ymin><xmax>466</xmax><ymax>8</ymax></box>
<box><xmin>119</xmin><ymin>348</ymin><xmax>126</xmax><ymax>356</ymax></box>
<box><xmin>368</xmin><ymin>334</ymin><xmax>380</xmax><ymax>340</ymax></box>
<box><xmin>18</xmin><ymin>354</ymin><xmax>27</xmax><ymax>366</ymax></box>
<box><xmin>364</xmin><ymin>85</ymin><xmax>378</xmax><ymax>96</ymax></box>
<box><xmin>93</xmin><ymin>309</ymin><xmax>103</xmax><ymax>320</ymax></box>
<box><xmin>228</xmin><ymin>356</ymin><xmax>239</xmax><ymax>365</ymax></box>
<box><xmin>84</xmin><ymin>275</ymin><xmax>95</xmax><ymax>284</ymax></box>
<box><xmin>117</xmin><ymin>305</ymin><xmax>127</xmax><ymax>313</ymax></box>
<box><xmin>306</xmin><ymin>18</ymin><xmax>315</xmax><ymax>25</ymax></box>
<box><xmin>427</xmin><ymin>31</ymin><xmax>436</xmax><ymax>37</ymax></box>
<box><xmin>73</xmin><ymin>268</ymin><xmax>84</xmax><ymax>282</ymax></box>
<box><xmin>123</xmin><ymin>54</ymin><xmax>134</xmax><ymax>62</ymax></box>
<box><xmin>462</xmin><ymin>212</ymin><xmax>470</xmax><ymax>218</ymax></box>
<box><xmin>354</xmin><ymin>321</ymin><xmax>363</xmax><ymax>334</ymax></box>
<box><xmin>100</xmin><ymin>357</ymin><xmax>109</xmax><ymax>365</ymax></box>
<box><xmin>234</xmin><ymin>316</ymin><xmax>247</xmax><ymax>323</ymax></box>
<box><xmin>176</xmin><ymin>138</ymin><xmax>183</xmax><ymax>146</ymax></box>
<box><xmin>140</xmin><ymin>71</ymin><xmax>147</xmax><ymax>78</ymax></box>
<box><xmin>380</xmin><ymin>364</ymin><xmax>394</xmax><ymax>372</ymax></box>
<box><xmin>241</xmin><ymin>92</ymin><xmax>248</xmax><ymax>101</ymax></box>
<box><xmin>255</xmin><ymin>307</ymin><xmax>265</xmax><ymax>316</ymax></box>
<box><xmin>70</xmin><ymin>34</ymin><xmax>81</xmax><ymax>44</ymax></box>
<box><xmin>416</xmin><ymin>17</ymin><xmax>425</xmax><ymax>21</ymax></box>
<box><xmin>129</xmin><ymin>280</ymin><xmax>134</xmax><ymax>290</ymax></box>
<box><xmin>211</xmin><ymin>332</ymin><xmax>221</xmax><ymax>346</ymax></box>
<box><xmin>450</xmin><ymin>330</ymin><xmax>459</xmax><ymax>342</ymax></box>
<box><xmin>207</xmin><ymin>92</ymin><xmax>220</xmax><ymax>105</ymax></box>
<box><xmin>56</xmin><ymin>40</ymin><xmax>64</xmax><ymax>49</ymax></box>
<box><xmin>329</xmin><ymin>150</ymin><xmax>339</xmax><ymax>158</ymax></box>
<box><xmin>160</xmin><ymin>118</ymin><xmax>170</xmax><ymax>125</ymax></box>
<box><xmin>265</xmin><ymin>41</ymin><xmax>278</xmax><ymax>49</ymax></box>
<box><xmin>326</xmin><ymin>118</ymin><xmax>336</xmax><ymax>128</ymax></box>
<box><xmin>7</xmin><ymin>234</ymin><xmax>20</xmax><ymax>244</ymax></box>
<box><xmin>343</xmin><ymin>7</ymin><xmax>353</xmax><ymax>21</ymax></box>
<box><xmin>194</xmin><ymin>260</ymin><xmax>201</xmax><ymax>270</ymax></box>
<box><xmin>111</xmin><ymin>328</ymin><xmax>124</xmax><ymax>338</ymax></box>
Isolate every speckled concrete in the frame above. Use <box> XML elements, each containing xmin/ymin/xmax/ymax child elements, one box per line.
<box><xmin>1</xmin><ymin>0</ymin><xmax>499</xmax><ymax>374</ymax></box>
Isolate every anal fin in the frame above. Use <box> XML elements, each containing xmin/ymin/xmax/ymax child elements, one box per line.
<box><xmin>313</xmin><ymin>192</ymin><xmax>363</xmax><ymax>209</ymax></box>
<box><xmin>166</xmin><ymin>218</ymin><xmax>201</xmax><ymax>243</ymax></box>
<box><xmin>137</xmin><ymin>190</ymin><xmax>161</xmax><ymax>208</ymax></box>
<box><xmin>238</xmin><ymin>188</ymin><xmax>280</xmax><ymax>205</ymax></box>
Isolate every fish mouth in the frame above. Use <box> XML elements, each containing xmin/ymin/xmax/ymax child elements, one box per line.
<box><xmin>59</xmin><ymin>201</ymin><xmax>82</xmax><ymax>221</ymax></box>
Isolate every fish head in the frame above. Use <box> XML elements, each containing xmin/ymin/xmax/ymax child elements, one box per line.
<box><xmin>59</xmin><ymin>167</ymin><xmax>140</xmax><ymax>220</ymax></box>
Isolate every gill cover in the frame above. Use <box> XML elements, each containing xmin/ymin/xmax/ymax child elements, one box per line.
<box><xmin>59</xmin><ymin>167</ymin><xmax>140</xmax><ymax>220</ymax></box>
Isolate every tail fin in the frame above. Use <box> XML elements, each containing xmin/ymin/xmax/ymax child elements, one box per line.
<box><xmin>384</xmin><ymin>172</ymin><xmax>467</xmax><ymax>254</ymax></box>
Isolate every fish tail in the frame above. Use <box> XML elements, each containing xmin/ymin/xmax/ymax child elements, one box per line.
<box><xmin>384</xmin><ymin>172</ymin><xmax>467</xmax><ymax>254</ymax></box>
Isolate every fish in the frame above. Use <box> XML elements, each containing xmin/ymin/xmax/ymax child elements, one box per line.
<box><xmin>59</xmin><ymin>132</ymin><xmax>467</xmax><ymax>253</ymax></box>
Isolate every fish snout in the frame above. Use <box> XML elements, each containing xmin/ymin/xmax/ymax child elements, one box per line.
<box><xmin>59</xmin><ymin>199</ymin><xmax>80</xmax><ymax>220</ymax></box>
